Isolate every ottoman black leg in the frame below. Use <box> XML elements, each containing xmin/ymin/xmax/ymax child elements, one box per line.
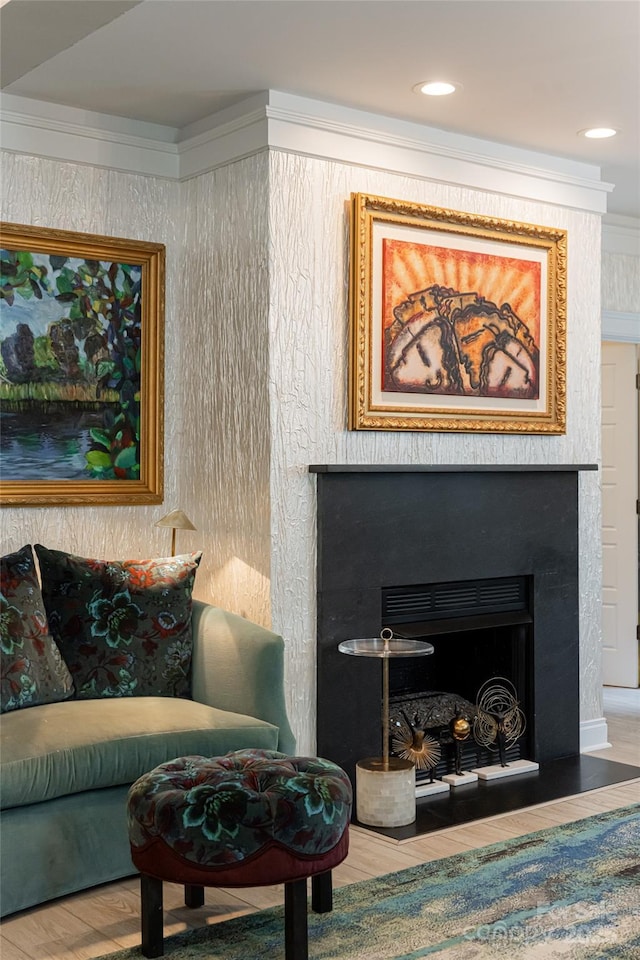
<box><xmin>311</xmin><ymin>870</ymin><xmax>333</xmax><ymax>913</ymax></box>
<box><xmin>140</xmin><ymin>874</ymin><xmax>164</xmax><ymax>958</ymax></box>
<box><xmin>185</xmin><ymin>884</ymin><xmax>205</xmax><ymax>908</ymax></box>
<box><xmin>284</xmin><ymin>878</ymin><xmax>308</xmax><ymax>960</ymax></box>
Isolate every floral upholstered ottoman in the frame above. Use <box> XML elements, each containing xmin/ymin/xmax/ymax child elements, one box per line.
<box><xmin>127</xmin><ymin>749</ymin><xmax>352</xmax><ymax>959</ymax></box>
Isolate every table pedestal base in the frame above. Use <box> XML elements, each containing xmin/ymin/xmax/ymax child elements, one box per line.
<box><xmin>356</xmin><ymin>757</ymin><xmax>415</xmax><ymax>827</ymax></box>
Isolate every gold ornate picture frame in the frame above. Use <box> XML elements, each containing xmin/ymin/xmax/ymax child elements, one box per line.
<box><xmin>348</xmin><ymin>193</ymin><xmax>567</xmax><ymax>434</ymax></box>
<box><xmin>0</xmin><ymin>223</ymin><xmax>165</xmax><ymax>505</ymax></box>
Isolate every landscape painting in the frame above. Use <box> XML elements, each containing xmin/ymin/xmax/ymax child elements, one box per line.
<box><xmin>0</xmin><ymin>223</ymin><xmax>165</xmax><ymax>504</ymax></box>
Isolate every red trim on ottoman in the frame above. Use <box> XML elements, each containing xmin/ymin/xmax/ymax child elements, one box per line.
<box><xmin>131</xmin><ymin>828</ymin><xmax>350</xmax><ymax>887</ymax></box>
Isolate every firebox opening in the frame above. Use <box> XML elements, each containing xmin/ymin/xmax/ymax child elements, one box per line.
<box><xmin>383</xmin><ymin>576</ymin><xmax>534</xmax><ymax>781</ymax></box>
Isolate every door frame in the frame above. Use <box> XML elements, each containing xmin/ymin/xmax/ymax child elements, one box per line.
<box><xmin>601</xmin><ymin>310</ymin><xmax>640</xmax><ymax>689</ymax></box>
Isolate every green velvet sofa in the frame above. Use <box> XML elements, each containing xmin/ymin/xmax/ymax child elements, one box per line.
<box><xmin>0</xmin><ymin>600</ymin><xmax>296</xmax><ymax>917</ymax></box>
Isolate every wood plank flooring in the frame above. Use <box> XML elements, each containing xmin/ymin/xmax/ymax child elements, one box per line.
<box><xmin>2</xmin><ymin>687</ymin><xmax>638</xmax><ymax>960</ymax></box>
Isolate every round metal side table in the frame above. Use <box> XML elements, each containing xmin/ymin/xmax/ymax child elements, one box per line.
<box><xmin>339</xmin><ymin>629</ymin><xmax>434</xmax><ymax>828</ymax></box>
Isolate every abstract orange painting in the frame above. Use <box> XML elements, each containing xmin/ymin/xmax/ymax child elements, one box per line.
<box><xmin>349</xmin><ymin>194</ymin><xmax>566</xmax><ymax>433</ymax></box>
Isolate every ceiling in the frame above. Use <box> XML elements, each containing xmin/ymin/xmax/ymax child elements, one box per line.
<box><xmin>1</xmin><ymin>0</ymin><xmax>639</xmax><ymax>219</ymax></box>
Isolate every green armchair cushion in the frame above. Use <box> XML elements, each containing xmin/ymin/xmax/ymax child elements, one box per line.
<box><xmin>0</xmin><ymin>697</ymin><xmax>280</xmax><ymax>810</ymax></box>
<box><xmin>1</xmin><ymin>545</ymin><xmax>73</xmax><ymax>713</ymax></box>
<box><xmin>34</xmin><ymin>545</ymin><xmax>202</xmax><ymax>700</ymax></box>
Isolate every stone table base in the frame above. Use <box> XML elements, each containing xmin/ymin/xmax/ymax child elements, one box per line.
<box><xmin>356</xmin><ymin>757</ymin><xmax>415</xmax><ymax>827</ymax></box>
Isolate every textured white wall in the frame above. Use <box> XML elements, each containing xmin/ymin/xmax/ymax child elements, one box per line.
<box><xmin>267</xmin><ymin>151</ymin><xmax>603</xmax><ymax>753</ymax></box>
<box><xmin>179</xmin><ymin>155</ymin><xmax>271</xmax><ymax>625</ymax></box>
<box><xmin>602</xmin><ymin>252</ymin><xmax>640</xmax><ymax>312</ymax></box>
<box><xmin>0</xmin><ymin>150</ymin><xmax>272</xmax><ymax>625</ymax></box>
<box><xmin>0</xmin><ymin>152</ymin><xmax>189</xmax><ymax>560</ymax></box>
<box><xmin>0</xmin><ymin>148</ymin><xmax>605</xmax><ymax>757</ymax></box>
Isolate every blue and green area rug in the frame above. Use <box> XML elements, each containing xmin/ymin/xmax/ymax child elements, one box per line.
<box><xmin>101</xmin><ymin>804</ymin><xmax>639</xmax><ymax>959</ymax></box>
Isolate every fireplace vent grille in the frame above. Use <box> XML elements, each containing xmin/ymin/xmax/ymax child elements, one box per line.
<box><xmin>382</xmin><ymin>576</ymin><xmax>527</xmax><ymax>623</ymax></box>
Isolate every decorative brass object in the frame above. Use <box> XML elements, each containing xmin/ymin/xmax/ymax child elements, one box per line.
<box><xmin>451</xmin><ymin>715</ymin><xmax>472</xmax><ymax>741</ymax></box>
<box><xmin>473</xmin><ymin>678</ymin><xmax>526</xmax><ymax>767</ymax></box>
<box><xmin>450</xmin><ymin>711</ymin><xmax>473</xmax><ymax>776</ymax></box>
<box><xmin>392</xmin><ymin>712</ymin><xmax>441</xmax><ymax>770</ymax></box>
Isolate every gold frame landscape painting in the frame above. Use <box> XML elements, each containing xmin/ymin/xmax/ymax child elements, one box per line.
<box><xmin>0</xmin><ymin>223</ymin><xmax>165</xmax><ymax>505</ymax></box>
<box><xmin>348</xmin><ymin>193</ymin><xmax>567</xmax><ymax>434</ymax></box>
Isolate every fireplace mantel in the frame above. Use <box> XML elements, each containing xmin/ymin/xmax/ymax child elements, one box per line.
<box><xmin>310</xmin><ymin>464</ymin><xmax>598</xmax><ymax>473</ymax></box>
<box><xmin>313</xmin><ymin>466</ymin><xmax>593</xmax><ymax>803</ymax></box>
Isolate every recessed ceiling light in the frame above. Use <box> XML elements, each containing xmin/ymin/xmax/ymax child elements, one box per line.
<box><xmin>580</xmin><ymin>127</ymin><xmax>618</xmax><ymax>139</ymax></box>
<box><xmin>414</xmin><ymin>81</ymin><xmax>461</xmax><ymax>97</ymax></box>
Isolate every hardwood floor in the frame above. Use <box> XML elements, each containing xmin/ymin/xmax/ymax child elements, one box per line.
<box><xmin>2</xmin><ymin>687</ymin><xmax>638</xmax><ymax>960</ymax></box>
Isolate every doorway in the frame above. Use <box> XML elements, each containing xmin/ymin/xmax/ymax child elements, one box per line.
<box><xmin>601</xmin><ymin>341</ymin><xmax>639</xmax><ymax>687</ymax></box>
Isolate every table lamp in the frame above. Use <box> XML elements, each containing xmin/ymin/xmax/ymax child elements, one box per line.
<box><xmin>155</xmin><ymin>509</ymin><xmax>196</xmax><ymax>555</ymax></box>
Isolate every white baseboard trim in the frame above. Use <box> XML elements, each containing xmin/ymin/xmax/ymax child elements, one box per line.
<box><xmin>580</xmin><ymin>717</ymin><xmax>611</xmax><ymax>753</ymax></box>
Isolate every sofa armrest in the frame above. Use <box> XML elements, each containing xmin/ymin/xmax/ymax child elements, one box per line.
<box><xmin>190</xmin><ymin>600</ymin><xmax>296</xmax><ymax>755</ymax></box>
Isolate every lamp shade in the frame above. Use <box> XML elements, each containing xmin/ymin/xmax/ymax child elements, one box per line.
<box><xmin>155</xmin><ymin>509</ymin><xmax>196</xmax><ymax>532</ymax></box>
<box><xmin>155</xmin><ymin>509</ymin><xmax>197</xmax><ymax>556</ymax></box>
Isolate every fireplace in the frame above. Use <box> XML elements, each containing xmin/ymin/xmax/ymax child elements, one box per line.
<box><xmin>311</xmin><ymin>465</ymin><xmax>598</xmax><ymax>825</ymax></box>
<box><xmin>385</xmin><ymin>575</ymin><xmax>533</xmax><ymax>780</ymax></box>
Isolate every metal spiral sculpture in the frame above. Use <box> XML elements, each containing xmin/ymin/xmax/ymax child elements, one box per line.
<box><xmin>473</xmin><ymin>678</ymin><xmax>526</xmax><ymax>767</ymax></box>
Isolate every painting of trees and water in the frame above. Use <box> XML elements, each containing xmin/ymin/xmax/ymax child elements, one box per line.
<box><xmin>0</xmin><ymin>224</ymin><xmax>164</xmax><ymax>504</ymax></box>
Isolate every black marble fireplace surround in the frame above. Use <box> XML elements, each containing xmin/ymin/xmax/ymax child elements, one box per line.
<box><xmin>310</xmin><ymin>465</ymin><xmax>639</xmax><ymax>838</ymax></box>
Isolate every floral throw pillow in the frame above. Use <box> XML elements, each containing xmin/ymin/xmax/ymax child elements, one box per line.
<box><xmin>34</xmin><ymin>545</ymin><xmax>202</xmax><ymax>700</ymax></box>
<box><xmin>1</xmin><ymin>545</ymin><xmax>74</xmax><ymax>713</ymax></box>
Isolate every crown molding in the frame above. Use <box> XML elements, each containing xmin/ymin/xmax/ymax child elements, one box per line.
<box><xmin>1</xmin><ymin>90</ymin><xmax>613</xmax><ymax>213</ymax></box>
<box><xmin>177</xmin><ymin>97</ymin><xmax>269</xmax><ymax>181</ymax></box>
<box><xmin>0</xmin><ymin>93</ymin><xmax>179</xmax><ymax>179</ymax></box>
<box><xmin>601</xmin><ymin>311</ymin><xmax>640</xmax><ymax>343</ymax></box>
<box><xmin>263</xmin><ymin>91</ymin><xmax>611</xmax><ymax>214</ymax></box>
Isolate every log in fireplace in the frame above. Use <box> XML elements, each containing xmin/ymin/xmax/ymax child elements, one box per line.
<box><xmin>311</xmin><ymin>464</ymin><xmax>599</xmax><ymax>831</ymax></box>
